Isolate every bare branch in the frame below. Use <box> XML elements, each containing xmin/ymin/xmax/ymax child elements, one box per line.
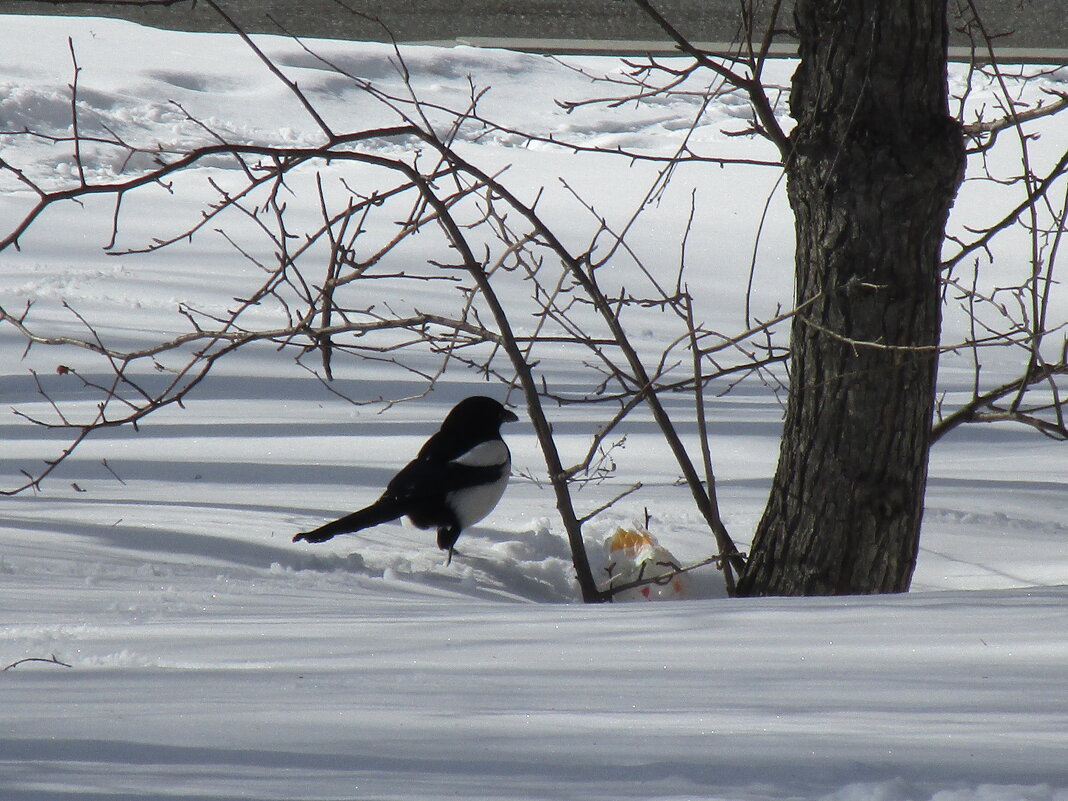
<box><xmin>630</xmin><ymin>0</ymin><xmax>790</xmax><ymax>156</ymax></box>
<box><xmin>3</xmin><ymin>654</ymin><xmax>73</xmax><ymax>671</ymax></box>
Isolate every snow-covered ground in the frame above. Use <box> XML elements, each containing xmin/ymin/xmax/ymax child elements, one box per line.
<box><xmin>1</xmin><ymin>14</ymin><xmax>1067</xmax><ymax>801</ymax></box>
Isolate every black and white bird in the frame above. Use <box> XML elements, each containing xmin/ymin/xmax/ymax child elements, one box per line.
<box><xmin>293</xmin><ymin>396</ymin><xmax>519</xmax><ymax>563</ymax></box>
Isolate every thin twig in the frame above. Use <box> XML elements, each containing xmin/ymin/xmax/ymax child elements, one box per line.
<box><xmin>4</xmin><ymin>654</ymin><xmax>73</xmax><ymax>671</ymax></box>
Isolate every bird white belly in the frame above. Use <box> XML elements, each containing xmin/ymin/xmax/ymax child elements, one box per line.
<box><xmin>447</xmin><ymin>471</ymin><xmax>510</xmax><ymax>529</ymax></box>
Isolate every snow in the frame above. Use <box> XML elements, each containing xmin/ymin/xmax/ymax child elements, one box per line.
<box><xmin>1</xmin><ymin>14</ymin><xmax>1067</xmax><ymax>801</ymax></box>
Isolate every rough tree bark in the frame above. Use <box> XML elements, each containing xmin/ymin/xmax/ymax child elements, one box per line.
<box><xmin>737</xmin><ymin>0</ymin><xmax>966</xmax><ymax>595</ymax></box>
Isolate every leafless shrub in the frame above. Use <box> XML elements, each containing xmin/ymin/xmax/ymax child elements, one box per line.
<box><xmin>1</xmin><ymin>0</ymin><xmax>1064</xmax><ymax>601</ymax></box>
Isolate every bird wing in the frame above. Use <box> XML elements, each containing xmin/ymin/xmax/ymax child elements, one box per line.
<box><xmin>386</xmin><ymin>442</ymin><xmax>508</xmax><ymax>499</ymax></box>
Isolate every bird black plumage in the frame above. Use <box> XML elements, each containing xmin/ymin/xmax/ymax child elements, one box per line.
<box><xmin>293</xmin><ymin>396</ymin><xmax>519</xmax><ymax>563</ymax></box>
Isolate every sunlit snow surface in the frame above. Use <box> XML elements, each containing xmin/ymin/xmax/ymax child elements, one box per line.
<box><xmin>1</xmin><ymin>14</ymin><xmax>1067</xmax><ymax>801</ymax></box>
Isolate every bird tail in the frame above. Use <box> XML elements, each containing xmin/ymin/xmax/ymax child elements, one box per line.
<box><xmin>293</xmin><ymin>497</ymin><xmax>404</xmax><ymax>544</ymax></box>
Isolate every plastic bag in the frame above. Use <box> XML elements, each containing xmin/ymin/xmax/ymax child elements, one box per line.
<box><xmin>604</xmin><ymin>526</ymin><xmax>686</xmax><ymax>601</ymax></box>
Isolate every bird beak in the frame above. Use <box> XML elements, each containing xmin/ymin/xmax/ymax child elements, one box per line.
<box><xmin>502</xmin><ymin>408</ymin><xmax>519</xmax><ymax>423</ymax></box>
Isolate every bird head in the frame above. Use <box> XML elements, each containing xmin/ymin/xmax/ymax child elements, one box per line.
<box><xmin>442</xmin><ymin>396</ymin><xmax>519</xmax><ymax>431</ymax></box>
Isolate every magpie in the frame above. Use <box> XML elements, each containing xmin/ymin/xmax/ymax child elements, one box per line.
<box><xmin>293</xmin><ymin>396</ymin><xmax>519</xmax><ymax>563</ymax></box>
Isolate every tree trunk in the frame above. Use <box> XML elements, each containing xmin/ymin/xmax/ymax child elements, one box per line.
<box><xmin>737</xmin><ymin>0</ymin><xmax>965</xmax><ymax>596</ymax></box>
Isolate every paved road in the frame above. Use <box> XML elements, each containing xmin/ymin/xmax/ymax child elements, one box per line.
<box><xmin>2</xmin><ymin>0</ymin><xmax>1065</xmax><ymax>55</ymax></box>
